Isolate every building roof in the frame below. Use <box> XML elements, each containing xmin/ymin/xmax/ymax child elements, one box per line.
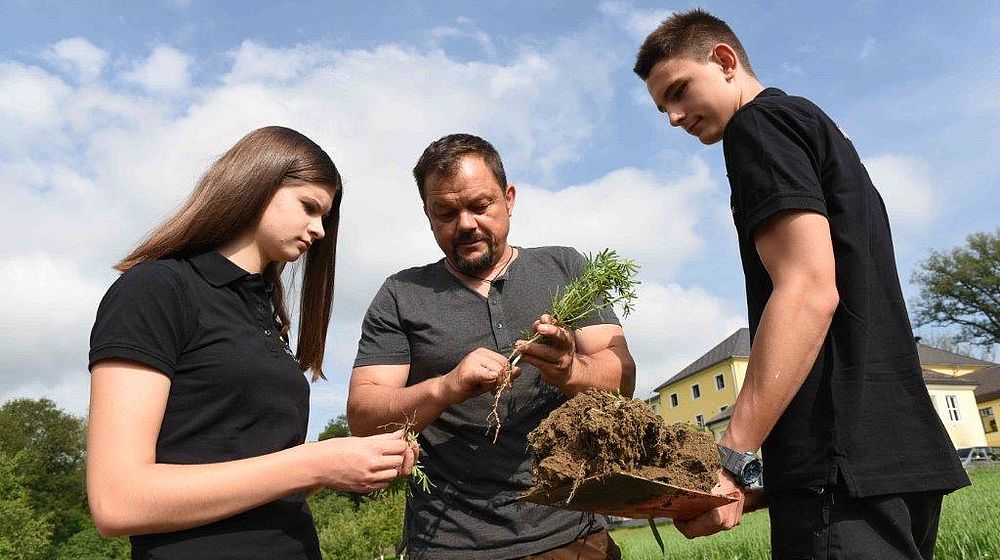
<box><xmin>654</xmin><ymin>328</ymin><xmax>750</xmax><ymax>392</ymax></box>
<box><xmin>963</xmin><ymin>365</ymin><xmax>1000</xmax><ymax>402</ymax></box>
<box><xmin>653</xmin><ymin>328</ymin><xmax>997</xmax><ymax>393</ymax></box>
<box><xmin>916</xmin><ymin>344</ymin><xmax>996</xmax><ymax>367</ymax></box>
<box><xmin>921</xmin><ymin>369</ymin><xmax>978</xmax><ymax>387</ymax></box>
<box><xmin>705</xmin><ymin>407</ymin><xmax>732</xmax><ymax>426</ymax></box>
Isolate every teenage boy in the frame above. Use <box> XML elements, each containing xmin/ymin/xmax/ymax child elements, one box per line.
<box><xmin>633</xmin><ymin>9</ymin><xmax>968</xmax><ymax>559</ymax></box>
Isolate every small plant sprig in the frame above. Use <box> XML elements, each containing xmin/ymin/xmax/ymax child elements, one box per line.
<box><xmin>486</xmin><ymin>249</ymin><xmax>640</xmax><ymax>442</ymax></box>
<box><xmin>370</xmin><ymin>419</ymin><xmax>434</xmax><ymax>499</ymax></box>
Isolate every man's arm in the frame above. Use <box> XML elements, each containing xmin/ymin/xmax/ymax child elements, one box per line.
<box><xmin>675</xmin><ymin>209</ymin><xmax>838</xmax><ymax>539</ymax></box>
<box><xmin>515</xmin><ymin>316</ymin><xmax>636</xmax><ymax>397</ymax></box>
<box><xmin>347</xmin><ymin>348</ymin><xmax>521</xmax><ymax>436</ymax></box>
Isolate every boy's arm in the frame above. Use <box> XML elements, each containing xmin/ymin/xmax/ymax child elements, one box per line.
<box><xmin>721</xmin><ymin>209</ymin><xmax>839</xmax><ymax>452</ymax></box>
<box><xmin>675</xmin><ymin>209</ymin><xmax>838</xmax><ymax>539</ymax></box>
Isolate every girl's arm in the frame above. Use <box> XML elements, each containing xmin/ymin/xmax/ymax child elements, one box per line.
<box><xmin>87</xmin><ymin>359</ymin><xmax>415</xmax><ymax>537</ymax></box>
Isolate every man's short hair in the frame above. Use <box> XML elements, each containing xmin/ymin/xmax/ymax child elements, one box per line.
<box><xmin>413</xmin><ymin>133</ymin><xmax>508</xmax><ymax>201</ymax></box>
<box><xmin>633</xmin><ymin>8</ymin><xmax>755</xmax><ymax>80</ymax></box>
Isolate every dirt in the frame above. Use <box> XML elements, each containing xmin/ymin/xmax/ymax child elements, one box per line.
<box><xmin>526</xmin><ymin>389</ymin><xmax>721</xmax><ymax>495</ymax></box>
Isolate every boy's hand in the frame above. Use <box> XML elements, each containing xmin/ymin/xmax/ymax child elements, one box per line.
<box><xmin>674</xmin><ymin>469</ymin><xmax>745</xmax><ymax>538</ymax></box>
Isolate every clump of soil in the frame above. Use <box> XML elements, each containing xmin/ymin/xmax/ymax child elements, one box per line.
<box><xmin>527</xmin><ymin>389</ymin><xmax>720</xmax><ymax>495</ymax></box>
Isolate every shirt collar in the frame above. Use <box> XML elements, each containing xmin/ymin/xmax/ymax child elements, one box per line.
<box><xmin>190</xmin><ymin>251</ymin><xmax>252</xmax><ymax>288</ymax></box>
<box><xmin>755</xmin><ymin>87</ymin><xmax>786</xmax><ymax>99</ymax></box>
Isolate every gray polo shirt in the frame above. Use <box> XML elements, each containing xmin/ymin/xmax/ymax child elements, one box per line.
<box><xmin>354</xmin><ymin>246</ymin><xmax>619</xmax><ymax>560</ymax></box>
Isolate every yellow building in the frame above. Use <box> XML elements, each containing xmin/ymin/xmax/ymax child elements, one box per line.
<box><xmin>922</xmin><ymin>370</ymin><xmax>987</xmax><ymax>448</ymax></box>
<box><xmin>963</xmin><ymin>365</ymin><xmax>1000</xmax><ymax>447</ymax></box>
<box><xmin>651</xmin><ymin>329</ymin><xmax>749</xmax><ymax>434</ymax></box>
<box><xmin>652</xmin><ymin>328</ymin><xmax>995</xmax><ymax>449</ymax></box>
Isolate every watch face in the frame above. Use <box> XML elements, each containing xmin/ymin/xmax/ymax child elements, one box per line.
<box><xmin>742</xmin><ymin>459</ymin><xmax>763</xmax><ymax>485</ymax></box>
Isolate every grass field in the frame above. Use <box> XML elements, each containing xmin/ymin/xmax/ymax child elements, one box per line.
<box><xmin>611</xmin><ymin>467</ymin><xmax>1000</xmax><ymax>560</ymax></box>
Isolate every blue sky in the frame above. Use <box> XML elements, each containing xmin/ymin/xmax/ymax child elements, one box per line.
<box><xmin>2</xmin><ymin>1</ymin><xmax>998</xmax><ymax>438</ymax></box>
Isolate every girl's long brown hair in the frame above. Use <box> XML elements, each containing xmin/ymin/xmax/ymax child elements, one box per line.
<box><xmin>116</xmin><ymin>126</ymin><xmax>342</xmax><ymax>381</ymax></box>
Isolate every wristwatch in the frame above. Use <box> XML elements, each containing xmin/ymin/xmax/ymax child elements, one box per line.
<box><xmin>717</xmin><ymin>444</ymin><xmax>762</xmax><ymax>487</ymax></box>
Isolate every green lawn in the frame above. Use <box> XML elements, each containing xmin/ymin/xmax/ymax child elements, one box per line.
<box><xmin>611</xmin><ymin>467</ymin><xmax>1000</xmax><ymax>560</ymax></box>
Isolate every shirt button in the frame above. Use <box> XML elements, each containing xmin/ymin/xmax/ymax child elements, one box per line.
<box><xmin>264</xmin><ymin>329</ymin><xmax>272</xmax><ymax>336</ymax></box>
<box><xmin>496</xmin><ymin>323</ymin><xmax>503</xmax><ymax>328</ymax></box>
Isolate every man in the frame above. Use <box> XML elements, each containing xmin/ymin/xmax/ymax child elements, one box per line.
<box><xmin>347</xmin><ymin>133</ymin><xmax>635</xmax><ymax>559</ymax></box>
<box><xmin>633</xmin><ymin>9</ymin><xmax>969</xmax><ymax>559</ymax></box>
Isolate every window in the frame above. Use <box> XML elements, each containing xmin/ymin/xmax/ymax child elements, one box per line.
<box><xmin>981</xmin><ymin>407</ymin><xmax>998</xmax><ymax>434</ymax></box>
<box><xmin>715</xmin><ymin>373</ymin><xmax>725</xmax><ymax>390</ymax></box>
<box><xmin>669</xmin><ymin>393</ymin><xmax>678</xmax><ymax>407</ymax></box>
<box><xmin>945</xmin><ymin>395</ymin><xmax>961</xmax><ymax>422</ymax></box>
<box><xmin>720</xmin><ymin>405</ymin><xmax>729</xmax><ymax>412</ymax></box>
<box><xmin>695</xmin><ymin>414</ymin><xmax>705</xmax><ymax>428</ymax></box>
<box><xmin>692</xmin><ymin>384</ymin><xmax>701</xmax><ymax>399</ymax></box>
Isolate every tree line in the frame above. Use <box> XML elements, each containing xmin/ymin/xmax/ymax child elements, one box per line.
<box><xmin>0</xmin><ymin>401</ymin><xmax>404</xmax><ymax>560</ymax></box>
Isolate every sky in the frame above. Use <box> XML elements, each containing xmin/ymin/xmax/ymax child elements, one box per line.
<box><xmin>2</xmin><ymin>0</ymin><xmax>998</xmax><ymax>439</ymax></box>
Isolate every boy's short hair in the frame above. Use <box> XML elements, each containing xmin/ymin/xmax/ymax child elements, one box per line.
<box><xmin>633</xmin><ymin>8</ymin><xmax>755</xmax><ymax>80</ymax></box>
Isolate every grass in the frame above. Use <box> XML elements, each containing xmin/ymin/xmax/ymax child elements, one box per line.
<box><xmin>612</xmin><ymin>467</ymin><xmax>1000</xmax><ymax>559</ymax></box>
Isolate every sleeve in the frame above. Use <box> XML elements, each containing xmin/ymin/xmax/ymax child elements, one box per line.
<box><xmin>725</xmin><ymin>105</ymin><xmax>828</xmax><ymax>238</ymax></box>
<box><xmin>353</xmin><ymin>278</ymin><xmax>411</xmax><ymax>367</ymax></box>
<box><xmin>560</xmin><ymin>247</ymin><xmax>621</xmax><ymax>329</ymax></box>
<box><xmin>89</xmin><ymin>262</ymin><xmax>193</xmax><ymax>378</ymax></box>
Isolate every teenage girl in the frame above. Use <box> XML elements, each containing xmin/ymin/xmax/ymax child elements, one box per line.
<box><xmin>87</xmin><ymin>126</ymin><xmax>416</xmax><ymax>560</ymax></box>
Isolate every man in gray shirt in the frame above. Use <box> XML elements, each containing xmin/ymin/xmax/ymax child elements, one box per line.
<box><xmin>348</xmin><ymin>133</ymin><xmax>636</xmax><ymax>559</ymax></box>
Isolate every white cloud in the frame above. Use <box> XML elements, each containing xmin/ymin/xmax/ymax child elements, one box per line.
<box><xmin>859</xmin><ymin>37</ymin><xmax>878</xmax><ymax>59</ymax></box>
<box><xmin>429</xmin><ymin>17</ymin><xmax>497</xmax><ymax>58</ymax></box>
<box><xmin>781</xmin><ymin>62</ymin><xmax>804</xmax><ymax>76</ymax></box>
<box><xmin>599</xmin><ymin>1</ymin><xmax>672</xmax><ymax>40</ymax></box>
<box><xmin>2</xmin><ymin>34</ymin><xmax>726</xmax><ymax>434</ymax></box>
<box><xmin>123</xmin><ymin>45</ymin><xmax>192</xmax><ymax>93</ymax></box>
<box><xmin>44</xmin><ymin>37</ymin><xmax>108</xmax><ymax>82</ymax></box>
<box><xmin>862</xmin><ymin>154</ymin><xmax>936</xmax><ymax>229</ymax></box>
<box><xmin>0</xmin><ymin>255</ymin><xmax>111</xmax><ymax>398</ymax></box>
<box><xmin>225</xmin><ymin>40</ymin><xmax>333</xmax><ymax>84</ymax></box>
<box><xmin>0</xmin><ymin>62</ymin><xmax>71</xmax><ymax>152</ymax></box>
<box><xmin>512</xmin><ymin>160</ymin><xmax>715</xmax><ymax>279</ymax></box>
<box><xmin>621</xmin><ymin>281</ymin><xmax>746</xmax><ymax>398</ymax></box>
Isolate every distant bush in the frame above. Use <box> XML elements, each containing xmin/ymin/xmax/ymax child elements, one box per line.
<box><xmin>312</xmin><ymin>490</ymin><xmax>405</xmax><ymax>560</ymax></box>
<box><xmin>55</xmin><ymin>519</ymin><xmax>130</xmax><ymax>560</ymax></box>
<box><xmin>0</xmin><ymin>450</ymin><xmax>54</xmax><ymax>560</ymax></box>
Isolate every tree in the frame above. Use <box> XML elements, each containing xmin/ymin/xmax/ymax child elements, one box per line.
<box><xmin>912</xmin><ymin>229</ymin><xmax>1000</xmax><ymax>348</ymax></box>
<box><xmin>0</xmin><ymin>399</ymin><xmax>88</xmax><ymax>546</ymax></box>
<box><xmin>314</xmin><ymin>490</ymin><xmax>405</xmax><ymax>560</ymax></box>
<box><xmin>54</xmin><ymin>519</ymin><xmax>130</xmax><ymax>560</ymax></box>
<box><xmin>318</xmin><ymin>413</ymin><xmax>351</xmax><ymax>440</ymax></box>
<box><xmin>0</xmin><ymin>450</ymin><xmax>53</xmax><ymax>560</ymax></box>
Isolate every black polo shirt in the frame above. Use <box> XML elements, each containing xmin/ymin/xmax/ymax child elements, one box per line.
<box><xmin>89</xmin><ymin>251</ymin><xmax>320</xmax><ymax>560</ymax></box>
<box><xmin>723</xmin><ymin>88</ymin><xmax>969</xmax><ymax>497</ymax></box>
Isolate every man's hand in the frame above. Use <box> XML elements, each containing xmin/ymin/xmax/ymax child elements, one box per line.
<box><xmin>514</xmin><ymin>314</ymin><xmax>577</xmax><ymax>389</ymax></box>
<box><xmin>441</xmin><ymin>348</ymin><xmax>521</xmax><ymax>405</ymax></box>
<box><xmin>674</xmin><ymin>469</ymin><xmax>745</xmax><ymax>539</ymax></box>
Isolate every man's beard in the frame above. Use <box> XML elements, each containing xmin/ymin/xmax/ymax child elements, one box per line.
<box><xmin>451</xmin><ymin>231</ymin><xmax>497</xmax><ymax>275</ymax></box>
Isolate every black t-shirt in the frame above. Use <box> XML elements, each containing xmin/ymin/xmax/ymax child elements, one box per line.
<box><xmin>723</xmin><ymin>88</ymin><xmax>970</xmax><ymax>497</ymax></box>
<box><xmin>354</xmin><ymin>247</ymin><xmax>616</xmax><ymax>560</ymax></box>
<box><xmin>89</xmin><ymin>251</ymin><xmax>321</xmax><ymax>560</ymax></box>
